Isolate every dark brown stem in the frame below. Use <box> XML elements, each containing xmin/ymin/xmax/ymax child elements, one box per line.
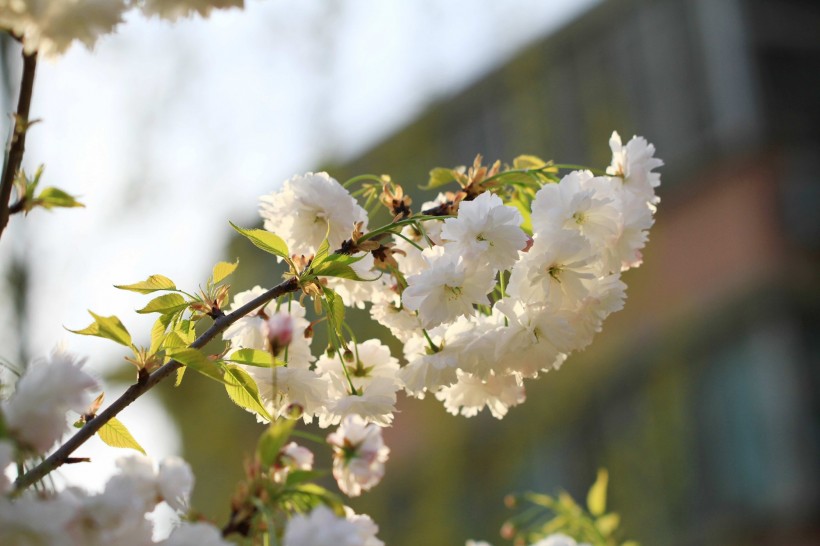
<box><xmin>0</xmin><ymin>50</ymin><xmax>37</xmax><ymax>240</ymax></box>
<box><xmin>14</xmin><ymin>276</ymin><xmax>299</xmax><ymax>491</ymax></box>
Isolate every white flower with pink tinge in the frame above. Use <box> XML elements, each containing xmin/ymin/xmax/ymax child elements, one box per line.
<box><xmin>283</xmin><ymin>505</ymin><xmax>383</xmax><ymax>546</ymax></box>
<box><xmin>259</xmin><ymin>172</ymin><xmax>367</xmax><ymax>258</ymax></box>
<box><xmin>402</xmin><ymin>246</ymin><xmax>495</xmax><ymax>329</ymax></box>
<box><xmin>326</xmin><ymin>415</ymin><xmax>390</xmax><ymax>497</ymax></box>
<box><xmin>441</xmin><ymin>191</ymin><xmax>528</xmax><ymax>271</ymax></box>
<box><xmin>2</xmin><ymin>349</ymin><xmax>97</xmax><ymax>453</ymax></box>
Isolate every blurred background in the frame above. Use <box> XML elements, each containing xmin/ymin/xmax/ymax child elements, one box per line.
<box><xmin>1</xmin><ymin>0</ymin><xmax>819</xmax><ymax>544</ymax></box>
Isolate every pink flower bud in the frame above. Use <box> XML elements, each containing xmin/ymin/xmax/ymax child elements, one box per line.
<box><xmin>265</xmin><ymin>312</ymin><xmax>294</xmax><ymax>355</ymax></box>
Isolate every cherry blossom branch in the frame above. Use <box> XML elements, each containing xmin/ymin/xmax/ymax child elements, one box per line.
<box><xmin>14</xmin><ymin>276</ymin><xmax>300</xmax><ymax>491</ymax></box>
<box><xmin>0</xmin><ymin>50</ymin><xmax>37</xmax><ymax>240</ymax></box>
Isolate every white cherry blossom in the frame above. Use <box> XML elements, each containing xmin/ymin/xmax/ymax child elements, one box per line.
<box><xmin>441</xmin><ymin>191</ymin><xmax>527</xmax><ymax>270</ymax></box>
<box><xmin>259</xmin><ymin>172</ymin><xmax>367</xmax><ymax>257</ymax></box>
<box><xmin>402</xmin><ymin>247</ymin><xmax>495</xmax><ymax>329</ymax></box>
<box><xmin>326</xmin><ymin>415</ymin><xmax>389</xmax><ymax>497</ymax></box>
<box><xmin>2</xmin><ymin>349</ymin><xmax>97</xmax><ymax>453</ymax></box>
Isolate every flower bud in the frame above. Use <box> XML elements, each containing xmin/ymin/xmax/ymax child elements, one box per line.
<box><xmin>264</xmin><ymin>312</ymin><xmax>294</xmax><ymax>356</ymax></box>
<box><xmin>342</xmin><ymin>349</ymin><xmax>355</xmax><ymax>363</ymax></box>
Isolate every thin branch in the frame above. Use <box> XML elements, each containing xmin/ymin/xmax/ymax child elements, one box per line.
<box><xmin>14</xmin><ymin>276</ymin><xmax>300</xmax><ymax>491</ymax></box>
<box><xmin>0</xmin><ymin>49</ymin><xmax>37</xmax><ymax>240</ymax></box>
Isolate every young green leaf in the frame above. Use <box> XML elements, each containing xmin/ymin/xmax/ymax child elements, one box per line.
<box><xmin>98</xmin><ymin>417</ymin><xmax>146</xmax><ymax>454</ymax></box>
<box><xmin>115</xmin><ymin>274</ymin><xmax>177</xmax><ymax>294</ymax></box>
<box><xmin>312</xmin><ymin>260</ymin><xmax>378</xmax><ymax>282</ymax></box>
<box><xmin>168</xmin><ymin>348</ymin><xmax>226</xmax><ymax>384</ymax></box>
<box><xmin>224</xmin><ymin>365</ymin><xmax>272</xmax><ymax>421</ymax></box>
<box><xmin>586</xmin><ymin>468</ymin><xmax>609</xmax><ymax>517</ymax></box>
<box><xmin>149</xmin><ymin>316</ymin><xmax>171</xmax><ymax>355</ymax></box>
<box><xmin>228</xmin><ymin>348</ymin><xmax>276</xmax><ymax>368</ymax></box>
<box><xmin>510</xmin><ymin>192</ymin><xmax>534</xmax><ymax>235</ymax></box>
<box><xmin>421</xmin><ymin>167</ymin><xmax>460</xmax><ymax>190</ymax></box>
<box><xmin>68</xmin><ymin>311</ymin><xmax>132</xmax><ymax>347</ymax></box>
<box><xmin>512</xmin><ymin>154</ymin><xmax>548</xmax><ymax>170</ymax></box>
<box><xmin>323</xmin><ymin>288</ymin><xmax>345</xmax><ymax>340</ymax></box>
<box><xmin>310</xmin><ymin>233</ymin><xmax>330</xmax><ymax>268</ymax></box>
<box><xmin>212</xmin><ymin>259</ymin><xmax>239</xmax><ymax>284</ymax></box>
<box><xmin>136</xmin><ymin>293</ymin><xmax>188</xmax><ymax>315</ymax></box>
<box><xmin>290</xmin><ymin>483</ymin><xmax>346</xmax><ymax>515</ymax></box>
<box><xmin>162</xmin><ymin>331</ymin><xmax>189</xmax><ymax>350</ymax></box>
<box><xmin>229</xmin><ymin>222</ymin><xmax>289</xmax><ymax>261</ymax></box>
<box><xmin>595</xmin><ymin>513</ymin><xmax>621</xmax><ymax>536</ymax></box>
<box><xmin>34</xmin><ymin>187</ymin><xmax>85</xmax><ymax>210</ymax></box>
<box><xmin>284</xmin><ymin>469</ymin><xmax>327</xmax><ymax>488</ymax></box>
<box><xmin>257</xmin><ymin>418</ymin><xmax>296</xmax><ymax>467</ymax></box>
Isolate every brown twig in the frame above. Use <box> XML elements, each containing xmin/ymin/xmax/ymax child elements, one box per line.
<box><xmin>0</xmin><ymin>49</ymin><xmax>37</xmax><ymax>240</ymax></box>
<box><xmin>14</xmin><ymin>276</ymin><xmax>300</xmax><ymax>491</ymax></box>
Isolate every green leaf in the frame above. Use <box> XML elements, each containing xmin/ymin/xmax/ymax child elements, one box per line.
<box><xmin>421</xmin><ymin>167</ymin><xmax>459</xmax><ymax>190</ymax></box>
<box><xmin>587</xmin><ymin>468</ymin><xmax>609</xmax><ymax>517</ymax></box>
<box><xmin>115</xmin><ymin>274</ymin><xmax>177</xmax><ymax>294</ymax></box>
<box><xmin>512</xmin><ymin>154</ymin><xmax>548</xmax><ymax>170</ymax></box>
<box><xmin>98</xmin><ymin>417</ymin><xmax>146</xmax><ymax>454</ymax></box>
<box><xmin>312</xmin><ymin>234</ymin><xmax>331</xmax><ymax>269</ymax></box>
<box><xmin>596</xmin><ymin>513</ymin><xmax>621</xmax><ymax>536</ymax></box>
<box><xmin>510</xmin><ymin>192</ymin><xmax>533</xmax><ymax>235</ymax></box>
<box><xmin>290</xmin><ymin>483</ymin><xmax>346</xmax><ymax>515</ymax></box>
<box><xmin>149</xmin><ymin>317</ymin><xmax>169</xmax><ymax>355</ymax></box>
<box><xmin>313</xmin><ymin>260</ymin><xmax>378</xmax><ymax>282</ymax></box>
<box><xmin>162</xmin><ymin>331</ymin><xmax>189</xmax><ymax>350</ymax></box>
<box><xmin>136</xmin><ymin>293</ymin><xmax>188</xmax><ymax>315</ymax></box>
<box><xmin>285</xmin><ymin>469</ymin><xmax>328</xmax><ymax>488</ymax></box>
<box><xmin>35</xmin><ymin>187</ymin><xmax>84</xmax><ymax>210</ymax></box>
<box><xmin>257</xmin><ymin>419</ymin><xmax>296</xmax><ymax>467</ymax></box>
<box><xmin>169</xmin><ymin>348</ymin><xmax>226</xmax><ymax>384</ymax></box>
<box><xmin>212</xmin><ymin>259</ymin><xmax>239</xmax><ymax>284</ymax></box>
<box><xmin>68</xmin><ymin>311</ymin><xmax>132</xmax><ymax>347</ymax></box>
<box><xmin>230</xmin><ymin>222</ymin><xmax>289</xmax><ymax>260</ymax></box>
<box><xmin>323</xmin><ymin>288</ymin><xmax>345</xmax><ymax>339</ymax></box>
<box><xmin>224</xmin><ymin>365</ymin><xmax>272</xmax><ymax>421</ymax></box>
<box><xmin>228</xmin><ymin>349</ymin><xmax>276</xmax><ymax>368</ymax></box>
<box><xmin>175</xmin><ymin>366</ymin><xmax>186</xmax><ymax>387</ymax></box>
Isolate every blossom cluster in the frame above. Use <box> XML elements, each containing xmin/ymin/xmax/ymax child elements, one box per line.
<box><xmin>226</xmin><ymin>132</ymin><xmax>661</xmax><ymax>426</ymax></box>
<box><xmin>0</xmin><ymin>452</ymin><xmax>228</xmax><ymax>545</ymax></box>
<box><xmin>0</xmin><ymin>350</ymin><xmax>231</xmax><ymax>544</ymax></box>
<box><xmin>0</xmin><ymin>0</ymin><xmax>244</xmax><ymax>56</ymax></box>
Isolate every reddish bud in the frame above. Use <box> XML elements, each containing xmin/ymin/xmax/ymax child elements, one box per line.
<box><xmin>264</xmin><ymin>312</ymin><xmax>294</xmax><ymax>356</ymax></box>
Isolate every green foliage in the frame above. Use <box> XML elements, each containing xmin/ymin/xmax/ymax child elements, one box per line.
<box><xmin>503</xmin><ymin>469</ymin><xmax>636</xmax><ymax>546</ymax></box>
<box><xmin>228</xmin><ymin>349</ymin><xmax>277</xmax><ymax>368</ymax></box>
<box><xmin>322</xmin><ymin>287</ymin><xmax>346</xmax><ymax>344</ymax></box>
<box><xmin>230</xmin><ymin>222</ymin><xmax>290</xmax><ymax>262</ymax></box>
<box><xmin>115</xmin><ymin>274</ymin><xmax>177</xmax><ymax>294</ymax></box>
<box><xmin>422</xmin><ymin>167</ymin><xmax>461</xmax><ymax>190</ymax></box>
<box><xmin>223</xmin><ymin>364</ymin><xmax>272</xmax><ymax>421</ymax></box>
<box><xmin>257</xmin><ymin>418</ymin><xmax>296</xmax><ymax>467</ymax></box>
<box><xmin>168</xmin><ymin>348</ymin><xmax>225</xmax><ymax>384</ymax></box>
<box><xmin>587</xmin><ymin>469</ymin><xmax>608</xmax><ymax>517</ymax></box>
<box><xmin>136</xmin><ymin>293</ymin><xmax>189</xmax><ymax>315</ymax></box>
<box><xmin>68</xmin><ymin>311</ymin><xmax>132</xmax><ymax>348</ymax></box>
<box><xmin>311</xmin><ymin>253</ymin><xmax>375</xmax><ymax>282</ymax></box>
<box><xmin>212</xmin><ymin>259</ymin><xmax>239</xmax><ymax>284</ymax></box>
<box><xmin>512</xmin><ymin>154</ymin><xmax>549</xmax><ymax>170</ymax></box>
<box><xmin>13</xmin><ymin>165</ymin><xmax>84</xmax><ymax>214</ymax></box>
<box><xmin>97</xmin><ymin>417</ymin><xmax>146</xmax><ymax>454</ymax></box>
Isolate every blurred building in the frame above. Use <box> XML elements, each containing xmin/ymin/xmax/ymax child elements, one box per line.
<box><xmin>319</xmin><ymin>0</ymin><xmax>820</xmax><ymax>545</ymax></box>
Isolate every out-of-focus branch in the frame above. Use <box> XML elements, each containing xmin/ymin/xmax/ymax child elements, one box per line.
<box><xmin>0</xmin><ymin>49</ymin><xmax>37</xmax><ymax>240</ymax></box>
<box><xmin>14</xmin><ymin>276</ymin><xmax>300</xmax><ymax>491</ymax></box>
